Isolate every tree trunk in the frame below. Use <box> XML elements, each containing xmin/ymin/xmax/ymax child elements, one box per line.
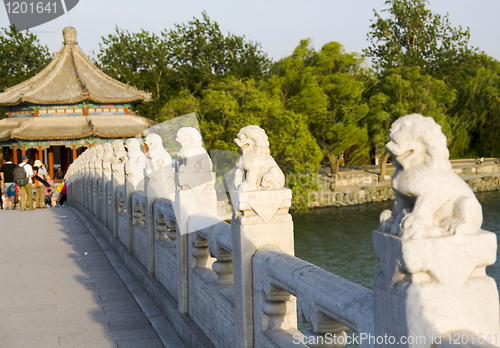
<box><xmin>379</xmin><ymin>152</ymin><xmax>391</xmax><ymax>177</ymax></box>
<box><xmin>327</xmin><ymin>154</ymin><xmax>341</xmax><ymax>191</ymax></box>
<box><xmin>328</xmin><ymin>154</ymin><xmax>340</xmax><ymax>176</ymax></box>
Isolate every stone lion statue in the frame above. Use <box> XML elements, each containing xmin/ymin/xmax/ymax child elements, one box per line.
<box><xmin>125</xmin><ymin>138</ymin><xmax>148</xmax><ymax>181</ymax></box>
<box><xmin>102</xmin><ymin>143</ymin><xmax>113</xmax><ymax>163</ymax></box>
<box><xmin>176</xmin><ymin>127</ymin><xmax>212</xmax><ymax>173</ymax></box>
<box><xmin>233</xmin><ymin>125</ymin><xmax>285</xmax><ymax>191</ymax></box>
<box><xmin>88</xmin><ymin>147</ymin><xmax>97</xmax><ymax>169</ymax></box>
<box><xmin>94</xmin><ymin>144</ymin><xmax>104</xmax><ymax>169</ymax></box>
<box><xmin>379</xmin><ymin>114</ymin><xmax>482</xmax><ymax>239</ymax></box>
<box><xmin>145</xmin><ymin>133</ymin><xmax>172</xmax><ymax>170</ymax></box>
<box><xmin>111</xmin><ymin>140</ymin><xmax>127</xmax><ymax>164</ymax></box>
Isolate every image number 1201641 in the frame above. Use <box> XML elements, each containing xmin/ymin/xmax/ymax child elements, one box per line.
<box><xmin>3</xmin><ymin>0</ymin><xmax>79</xmax><ymax>30</ymax></box>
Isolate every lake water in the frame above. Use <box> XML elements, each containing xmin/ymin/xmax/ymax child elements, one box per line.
<box><xmin>293</xmin><ymin>190</ymin><xmax>500</xmax><ymax>290</ymax></box>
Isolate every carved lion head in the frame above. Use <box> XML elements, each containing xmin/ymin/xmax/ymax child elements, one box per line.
<box><xmin>386</xmin><ymin>114</ymin><xmax>451</xmax><ymax>172</ymax></box>
<box><xmin>126</xmin><ymin>138</ymin><xmax>142</xmax><ymax>153</ymax></box>
<box><xmin>112</xmin><ymin>139</ymin><xmax>125</xmax><ymax>153</ymax></box>
<box><xmin>234</xmin><ymin>125</ymin><xmax>270</xmax><ymax>155</ymax></box>
<box><xmin>176</xmin><ymin>127</ymin><xmax>203</xmax><ymax>148</ymax></box>
<box><xmin>144</xmin><ymin>133</ymin><xmax>163</xmax><ymax>151</ymax></box>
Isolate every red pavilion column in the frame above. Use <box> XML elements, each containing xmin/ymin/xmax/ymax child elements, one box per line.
<box><xmin>12</xmin><ymin>147</ymin><xmax>17</xmax><ymax>164</ymax></box>
<box><xmin>72</xmin><ymin>145</ymin><xmax>77</xmax><ymax>162</ymax></box>
<box><xmin>48</xmin><ymin>147</ymin><xmax>54</xmax><ymax>178</ymax></box>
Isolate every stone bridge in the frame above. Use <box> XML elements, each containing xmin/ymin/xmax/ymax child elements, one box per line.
<box><xmin>18</xmin><ymin>117</ymin><xmax>500</xmax><ymax>347</ymax></box>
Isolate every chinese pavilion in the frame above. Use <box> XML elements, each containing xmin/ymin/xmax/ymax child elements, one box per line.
<box><xmin>0</xmin><ymin>26</ymin><xmax>153</xmax><ymax>178</ymax></box>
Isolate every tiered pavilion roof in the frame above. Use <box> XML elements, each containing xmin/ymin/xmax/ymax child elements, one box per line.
<box><xmin>0</xmin><ymin>27</ymin><xmax>154</xmax><ymax>177</ymax></box>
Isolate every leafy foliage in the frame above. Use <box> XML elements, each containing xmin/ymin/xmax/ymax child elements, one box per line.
<box><xmin>95</xmin><ymin>12</ymin><xmax>270</xmax><ymax>119</ymax></box>
<box><xmin>269</xmin><ymin>40</ymin><xmax>371</xmax><ymax>174</ymax></box>
<box><xmin>94</xmin><ymin>27</ymin><xmax>171</xmax><ymax>119</ymax></box>
<box><xmin>0</xmin><ymin>26</ymin><xmax>51</xmax><ymax>119</ymax></box>
<box><xmin>367</xmin><ymin>66</ymin><xmax>456</xmax><ymax>173</ymax></box>
<box><xmin>364</xmin><ymin>0</ymin><xmax>472</xmax><ymax>75</ymax></box>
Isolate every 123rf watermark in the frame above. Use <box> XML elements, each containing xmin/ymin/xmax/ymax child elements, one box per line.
<box><xmin>292</xmin><ymin>332</ymin><xmax>498</xmax><ymax>346</ymax></box>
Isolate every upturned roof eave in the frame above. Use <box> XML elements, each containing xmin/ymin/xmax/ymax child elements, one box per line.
<box><xmin>0</xmin><ymin>27</ymin><xmax>152</xmax><ymax>107</ymax></box>
<box><xmin>1</xmin><ymin>95</ymin><xmax>148</xmax><ymax>107</ymax></box>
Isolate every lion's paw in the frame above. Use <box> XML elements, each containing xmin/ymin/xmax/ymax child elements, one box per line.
<box><xmin>400</xmin><ymin>214</ymin><xmax>430</xmax><ymax>238</ymax></box>
<box><xmin>380</xmin><ymin>210</ymin><xmax>392</xmax><ymax>222</ymax></box>
<box><xmin>379</xmin><ymin>210</ymin><xmax>393</xmax><ymax>232</ymax></box>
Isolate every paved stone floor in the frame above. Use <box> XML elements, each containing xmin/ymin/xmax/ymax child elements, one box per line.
<box><xmin>0</xmin><ymin>206</ymin><xmax>170</xmax><ymax>348</ymax></box>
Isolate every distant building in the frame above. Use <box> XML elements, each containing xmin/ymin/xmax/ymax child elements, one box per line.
<box><xmin>0</xmin><ymin>27</ymin><xmax>153</xmax><ymax>177</ymax></box>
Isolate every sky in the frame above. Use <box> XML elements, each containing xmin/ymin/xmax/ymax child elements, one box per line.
<box><xmin>1</xmin><ymin>0</ymin><xmax>500</xmax><ymax>63</ymax></box>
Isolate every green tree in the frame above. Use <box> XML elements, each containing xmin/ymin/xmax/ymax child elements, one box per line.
<box><xmin>447</xmin><ymin>54</ymin><xmax>500</xmax><ymax>157</ymax></box>
<box><xmin>95</xmin><ymin>27</ymin><xmax>171</xmax><ymax>119</ymax></box>
<box><xmin>269</xmin><ymin>40</ymin><xmax>371</xmax><ymax>175</ymax></box>
<box><xmin>364</xmin><ymin>0</ymin><xmax>472</xmax><ymax>75</ymax></box>
<box><xmin>0</xmin><ymin>26</ymin><xmax>51</xmax><ymax>119</ymax></box>
<box><xmin>160</xmin><ymin>76</ymin><xmax>323</xmax><ymax>210</ymax></box>
<box><xmin>364</xmin><ymin>0</ymin><xmax>500</xmax><ymax>159</ymax></box>
<box><xmin>368</xmin><ymin>66</ymin><xmax>456</xmax><ymax>175</ymax></box>
<box><xmin>95</xmin><ymin>13</ymin><xmax>270</xmax><ymax>120</ymax></box>
<box><xmin>163</xmin><ymin>11</ymin><xmax>270</xmax><ymax>95</ymax></box>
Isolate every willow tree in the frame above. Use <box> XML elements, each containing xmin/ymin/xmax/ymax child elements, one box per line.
<box><xmin>368</xmin><ymin>66</ymin><xmax>456</xmax><ymax>176</ymax></box>
<box><xmin>269</xmin><ymin>40</ymin><xmax>371</xmax><ymax>175</ymax></box>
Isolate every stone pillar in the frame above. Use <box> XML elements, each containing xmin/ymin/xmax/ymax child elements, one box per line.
<box><xmin>93</xmin><ymin>145</ymin><xmax>104</xmax><ymax>219</ymax></box>
<box><xmin>172</xmin><ymin>127</ymin><xmax>219</xmax><ymax>314</ymax></box>
<box><xmin>111</xmin><ymin>140</ymin><xmax>127</xmax><ymax>238</ymax></box>
<box><xmin>174</xmin><ymin>171</ymin><xmax>217</xmax><ymax>314</ymax></box>
<box><xmin>230</xmin><ymin>188</ymin><xmax>293</xmax><ymax>347</ymax></box>
<box><xmin>87</xmin><ymin>148</ymin><xmax>96</xmax><ymax>213</ymax></box>
<box><xmin>373</xmin><ymin>113</ymin><xmax>500</xmax><ymax>348</ymax></box>
<box><xmin>125</xmin><ymin>138</ymin><xmax>151</xmax><ymax>271</ymax></box>
<box><xmin>111</xmin><ymin>162</ymin><xmax>125</xmax><ymax>238</ymax></box>
<box><xmin>101</xmin><ymin>143</ymin><xmax>113</xmax><ymax>227</ymax></box>
<box><xmin>373</xmin><ymin>231</ymin><xmax>499</xmax><ymax>347</ymax></box>
<box><xmin>228</xmin><ymin>125</ymin><xmax>293</xmax><ymax>348</ymax></box>
<box><xmin>142</xmin><ymin>134</ymin><xmax>175</xmax><ymax>277</ymax></box>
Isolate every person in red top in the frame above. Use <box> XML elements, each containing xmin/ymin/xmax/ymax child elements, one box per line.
<box><xmin>59</xmin><ymin>180</ymin><xmax>67</xmax><ymax>206</ymax></box>
<box><xmin>44</xmin><ymin>174</ymin><xmax>54</xmax><ymax>207</ymax></box>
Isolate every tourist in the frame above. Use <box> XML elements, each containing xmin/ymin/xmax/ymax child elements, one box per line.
<box><xmin>55</xmin><ymin>167</ymin><xmax>63</xmax><ymax>180</ymax></box>
<box><xmin>59</xmin><ymin>180</ymin><xmax>67</xmax><ymax>206</ymax></box>
<box><xmin>44</xmin><ymin>174</ymin><xmax>54</xmax><ymax>208</ymax></box>
<box><xmin>38</xmin><ymin>161</ymin><xmax>48</xmax><ymax>177</ymax></box>
<box><xmin>18</xmin><ymin>155</ymin><xmax>34</xmax><ymax>211</ymax></box>
<box><xmin>0</xmin><ymin>156</ymin><xmax>17</xmax><ymax>210</ymax></box>
<box><xmin>33</xmin><ymin>160</ymin><xmax>47</xmax><ymax>209</ymax></box>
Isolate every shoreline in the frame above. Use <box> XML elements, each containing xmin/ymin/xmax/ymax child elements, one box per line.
<box><xmin>306</xmin><ymin>162</ymin><xmax>500</xmax><ymax>209</ymax></box>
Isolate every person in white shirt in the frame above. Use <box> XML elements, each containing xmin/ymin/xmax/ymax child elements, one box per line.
<box><xmin>19</xmin><ymin>155</ymin><xmax>34</xmax><ymax>211</ymax></box>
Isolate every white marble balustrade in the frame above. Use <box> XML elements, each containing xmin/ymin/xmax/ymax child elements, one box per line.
<box><xmin>64</xmin><ymin>118</ymin><xmax>499</xmax><ymax>348</ymax></box>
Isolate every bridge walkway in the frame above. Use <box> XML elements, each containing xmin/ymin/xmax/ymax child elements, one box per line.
<box><xmin>0</xmin><ymin>207</ymin><xmax>183</xmax><ymax>348</ymax></box>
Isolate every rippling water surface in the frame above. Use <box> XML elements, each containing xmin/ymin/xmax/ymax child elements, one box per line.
<box><xmin>293</xmin><ymin>190</ymin><xmax>500</xmax><ymax>290</ymax></box>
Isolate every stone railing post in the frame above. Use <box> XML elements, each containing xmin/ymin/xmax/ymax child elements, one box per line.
<box><xmin>93</xmin><ymin>144</ymin><xmax>104</xmax><ymax>219</ymax></box>
<box><xmin>87</xmin><ymin>147</ymin><xmax>96</xmax><ymax>213</ymax></box>
<box><xmin>101</xmin><ymin>143</ymin><xmax>113</xmax><ymax>227</ymax></box>
<box><xmin>373</xmin><ymin>114</ymin><xmax>500</xmax><ymax>347</ymax></box>
<box><xmin>174</xmin><ymin>127</ymin><xmax>217</xmax><ymax>315</ymax></box>
<box><xmin>111</xmin><ymin>140</ymin><xmax>127</xmax><ymax>238</ymax></box>
<box><xmin>143</xmin><ymin>134</ymin><xmax>175</xmax><ymax>277</ymax></box>
<box><xmin>229</xmin><ymin>125</ymin><xmax>294</xmax><ymax>348</ymax></box>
